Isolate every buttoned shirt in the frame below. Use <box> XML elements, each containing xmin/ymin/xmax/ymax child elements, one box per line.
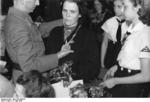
<box><xmin>117</xmin><ymin>21</ymin><xmax>150</xmax><ymax>70</ymax></box>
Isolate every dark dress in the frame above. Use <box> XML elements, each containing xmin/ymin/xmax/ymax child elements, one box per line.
<box><xmin>45</xmin><ymin>25</ymin><xmax>100</xmax><ymax>83</ymax></box>
<box><xmin>104</xmin><ymin>41</ymin><xmax>122</xmax><ymax>69</ymax></box>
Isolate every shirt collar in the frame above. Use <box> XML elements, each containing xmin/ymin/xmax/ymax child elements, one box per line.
<box><xmin>8</xmin><ymin>7</ymin><xmax>33</xmax><ymax>24</ymax></box>
<box><xmin>115</xmin><ymin>16</ymin><xmax>122</xmax><ymax>21</ymax></box>
<box><xmin>127</xmin><ymin>21</ymin><xmax>146</xmax><ymax>33</ymax></box>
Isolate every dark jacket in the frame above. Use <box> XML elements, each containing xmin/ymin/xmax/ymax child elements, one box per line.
<box><xmin>45</xmin><ymin>25</ymin><xmax>100</xmax><ymax>82</ymax></box>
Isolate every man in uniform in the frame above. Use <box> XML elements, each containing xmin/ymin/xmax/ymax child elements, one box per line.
<box><xmin>4</xmin><ymin>0</ymin><xmax>73</xmax><ymax>82</ymax></box>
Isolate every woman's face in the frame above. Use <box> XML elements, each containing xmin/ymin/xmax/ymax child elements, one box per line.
<box><xmin>94</xmin><ymin>0</ymin><xmax>102</xmax><ymax>14</ymax></box>
<box><xmin>123</xmin><ymin>0</ymin><xmax>139</xmax><ymax>21</ymax></box>
<box><xmin>62</xmin><ymin>1</ymin><xmax>81</xmax><ymax>27</ymax></box>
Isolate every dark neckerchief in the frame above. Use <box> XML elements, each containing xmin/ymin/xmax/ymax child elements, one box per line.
<box><xmin>116</xmin><ymin>18</ymin><xmax>125</xmax><ymax>43</ymax></box>
<box><xmin>122</xmin><ymin>31</ymin><xmax>131</xmax><ymax>45</ymax></box>
<box><xmin>116</xmin><ymin>19</ymin><xmax>125</xmax><ymax>24</ymax></box>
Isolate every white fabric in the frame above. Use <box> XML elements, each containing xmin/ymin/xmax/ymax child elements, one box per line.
<box><xmin>101</xmin><ymin>16</ymin><xmax>128</xmax><ymax>42</ymax></box>
<box><xmin>117</xmin><ymin>21</ymin><xmax>150</xmax><ymax>70</ymax></box>
<box><xmin>52</xmin><ymin>80</ymin><xmax>83</xmax><ymax>98</ymax></box>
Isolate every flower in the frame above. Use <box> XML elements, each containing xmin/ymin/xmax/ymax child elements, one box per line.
<box><xmin>70</xmin><ymin>84</ymin><xmax>88</xmax><ymax>98</ymax></box>
<box><xmin>47</xmin><ymin>61</ymin><xmax>74</xmax><ymax>86</ymax></box>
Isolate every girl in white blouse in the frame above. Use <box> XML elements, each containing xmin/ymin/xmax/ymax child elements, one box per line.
<box><xmin>101</xmin><ymin>0</ymin><xmax>128</xmax><ymax>69</ymax></box>
<box><xmin>101</xmin><ymin>0</ymin><xmax>150</xmax><ymax>97</ymax></box>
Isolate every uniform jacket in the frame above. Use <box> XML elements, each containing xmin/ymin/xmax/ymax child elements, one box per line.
<box><xmin>4</xmin><ymin>7</ymin><xmax>58</xmax><ymax>81</ymax></box>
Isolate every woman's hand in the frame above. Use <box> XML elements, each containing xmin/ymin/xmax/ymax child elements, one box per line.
<box><xmin>103</xmin><ymin>65</ymin><xmax>118</xmax><ymax>81</ymax></box>
<box><xmin>57</xmin><ymin>43</ymin><xmax>74</xmax><ymax>59</ymax></box>
<box><xmin>100</xmin><ymin>78</ymin><xmax>117</xmax><ymax>89</ymax></box>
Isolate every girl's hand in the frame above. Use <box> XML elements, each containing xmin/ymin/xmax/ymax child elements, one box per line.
<box><xmin>100</xmin><ymin>78</ymin><xmax>117</xmax><ymax>89</ymax></box>
<box><xmin>103</xmin><ymin>65</ymin><xmax>118</xmax><ymax>81</ymax></box>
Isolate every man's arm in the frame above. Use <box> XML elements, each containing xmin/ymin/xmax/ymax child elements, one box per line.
<box><xmin>39</xmin><ymin>19</ymin><xmax>63</xmax><ymax>38</ymax></box>
<box><xmin>9</xmin><ymin>21</ymin><xmax>58</xmax><ymax>72</ymax></box>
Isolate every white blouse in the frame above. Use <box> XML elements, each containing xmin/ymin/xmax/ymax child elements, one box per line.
<box><xmin>117</xmin><ymin>21</ymin><xmax>150</xmax><ymax>70</ymax></box>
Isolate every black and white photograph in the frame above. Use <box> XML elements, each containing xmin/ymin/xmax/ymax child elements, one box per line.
<box><xmin>0</xmin><ymin>0</ymin><xmax>150</xmax><ymax>101</ymax></box>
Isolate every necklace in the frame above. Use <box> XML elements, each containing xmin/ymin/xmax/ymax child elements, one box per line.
<box><xmin>64</xmin><ymin>25</ymin><xmax>81</xmax><ymax>45</ymax></box>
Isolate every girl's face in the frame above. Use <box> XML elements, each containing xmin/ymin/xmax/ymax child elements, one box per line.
<box><xmin>123</xmin><ymin>0</ymin><xmax>139</xmax><ymax>21</ymax></box>
<box><xmin>114</xmin><ymin>0</ymin><xmax>124</xmax><ymax>17</ymax></box>
<box><xmin>62</xmin><ymin>1</ymin><xmax>81</xmax><ymax>27</ymax></box>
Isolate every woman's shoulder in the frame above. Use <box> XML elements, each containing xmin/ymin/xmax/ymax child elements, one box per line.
<box><xmin>51</xmin><ymin>26</ymin><xmax>63</xmax><ymax>32</ymax></box>
<box><xmin>46</xmin><ymin>26</ymin><xmax>64</xmax><ymax>42</ymax></box>
<box><xmin>104</xmin><ymin>16</ymin><xmax>117</xmax><ymax>24</ymax></box>
<box><xmin>79</xmin><ymin>26</ymin><xmax>96</xmax><ymax>35</ymax></box>
<box><xmin>141</xmin><ymin>25</ymin><xmax>150</xmax><ymax>38</ymax></box>
<box><xmin>78</xmin><ymin>26</ymin><xmax>97</xmax><ymax>41</ymax></box>
<box><xmin>50</xmin><ymin>26</ymin><xmax>63</xmax><ymax>36</ymax></box>
<box><xmin>136</xmin><ymin>25</ymin><xmax>150</xmax><ymax>44</ymax></box>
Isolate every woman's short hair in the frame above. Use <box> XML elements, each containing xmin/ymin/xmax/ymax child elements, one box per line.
<box><xmin>130</xmin><ymin>0</ymin><xmax>150</xmax><ymax>25</ymax></box>
<box><xmin>16</xmin><ymin>70</ymin><xmax>55</xmax><ymax>97</ymax></box>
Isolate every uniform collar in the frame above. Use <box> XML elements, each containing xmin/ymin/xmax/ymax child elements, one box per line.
<box><xmin>8</xmin><ymin>7</ymin><xmax>33</xmax><ymax>24</ymax></box>
<box><xmin>115</xmin><ymin>16</ymin><xmax>122</xmax><ymax>21</ymax></box>
<box><xmin>127</xmin><ymin>21</ymin><xmax>145</xmax><ymax>33</ymax></box>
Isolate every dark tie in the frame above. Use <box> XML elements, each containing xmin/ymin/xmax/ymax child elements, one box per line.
<box><xmin>122</xmin><ymin>31</ymin><xmax>131</xmax><ymax>45</ymax></box>
<box><xmin>116</xmin><ymin>19</ymin><xmax>125</xmax><ymax>43</ymax></box>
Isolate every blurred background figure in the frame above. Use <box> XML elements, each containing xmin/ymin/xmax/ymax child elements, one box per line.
<box><xmin>89</xmin><ymin>0</ymin><xmax>114</xmax><ymax>41</ymax></box>
<box><xmin>87</xmin><ymin>0</ymin><xmax>114</xmax><ymax>69</ymax></box>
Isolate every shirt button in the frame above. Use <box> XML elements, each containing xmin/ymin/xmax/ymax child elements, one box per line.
<box><xmin>128</xmin><ymin>69</ymin><xmax>131</xmax><ymax>73</ymax></box>
<box><xmin>121</xmin><ymin>67</ymin><xmax>124</xmax><ymax>71</ymax></box>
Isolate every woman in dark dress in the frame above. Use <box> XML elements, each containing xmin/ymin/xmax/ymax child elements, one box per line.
<box><xmin>45</xmin><ymin>0</ymin><xmax>100</xmax><ymax>83</ymax></box>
